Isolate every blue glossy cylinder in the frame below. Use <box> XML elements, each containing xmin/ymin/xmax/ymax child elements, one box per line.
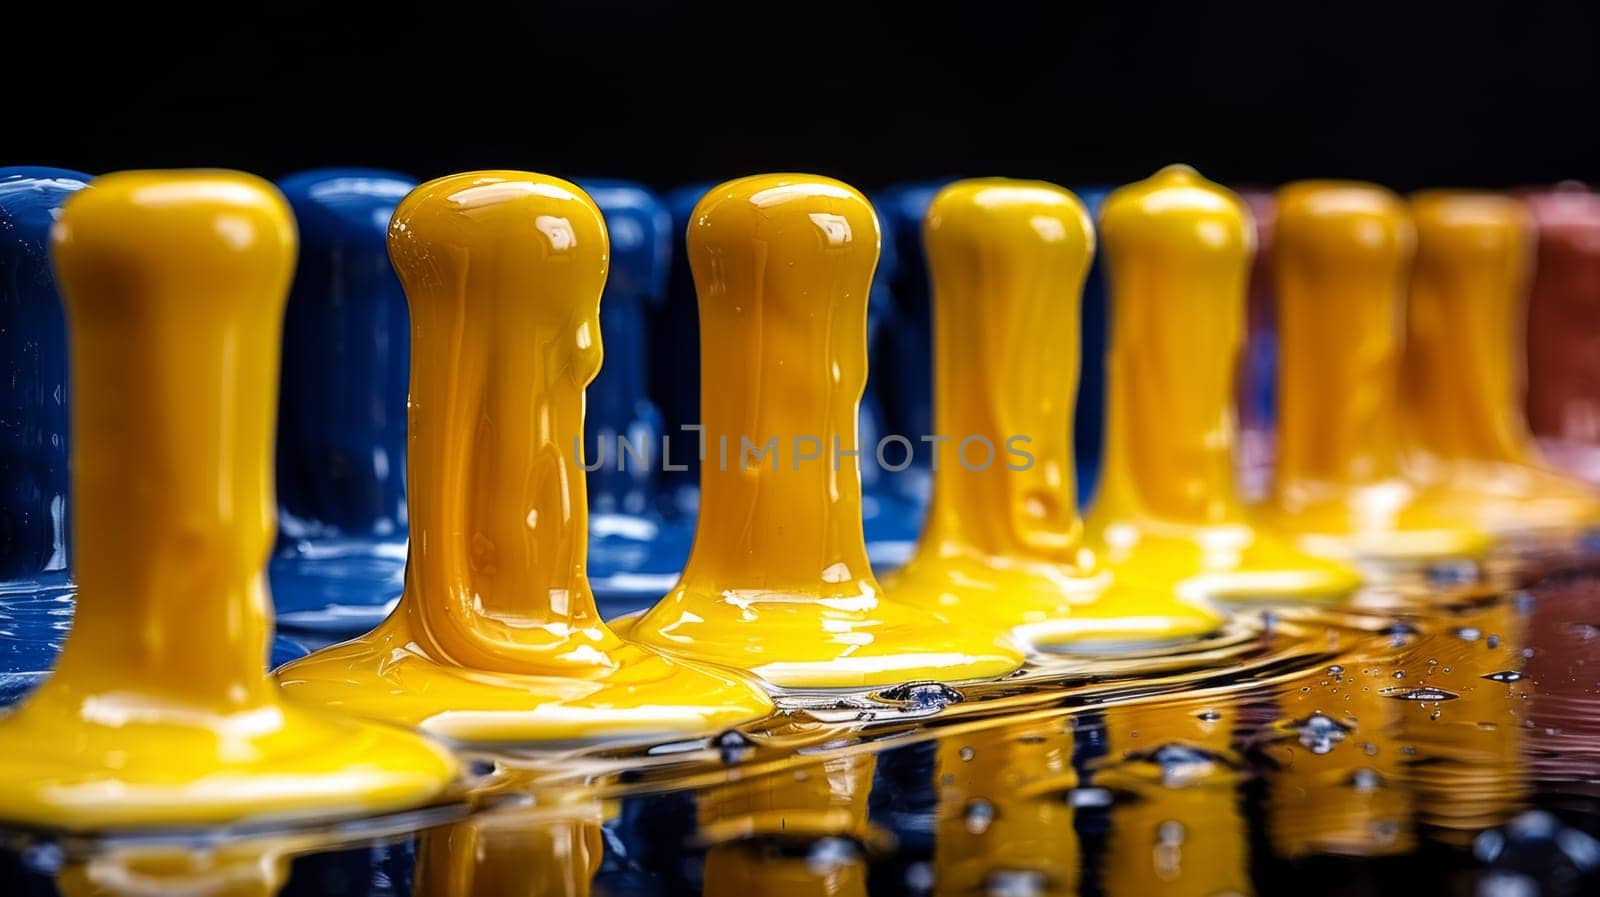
<box><xmin>0</xmin><ymin>167</ymin><xmax>89</xmax><ymax>582</ymax></box>
<box><xmin>274</xmin><ymin>169</ymin><xmax>416</xmax><ymax>543</ymax></box>
<box><xmin>653</xmin><ymin>184</ymin><xmax>711</xmax><ymax>518</ymax></box>
<box><xmin>577</xmin><ymin>179</ymin><xmax>671</xmax><ymax>517</ymax></box>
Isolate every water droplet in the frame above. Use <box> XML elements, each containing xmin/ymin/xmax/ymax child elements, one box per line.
<box><xmin>806</xmin><ymin>837</ymin><xmax>860</xmax><ymax>876</ymax></box>
<box><xmin>18</xmin><ymin>842</ymin><xmax>62</xmax><ymax>876</ymax></box>
<box><xmin>1477</xmin><ymin>809</ymin><xmax>1600</xmax><ymax>879</ymax></box>
<box><xmin>1139</xmin><ymin>743</ymin><xmax>1227</xmax><ymax>787</ymax></box>
<box><xmin>1428</xmin><ymin>560</ymin><xmax>1478</xmax><ymax>585</ymax></box>
<box><xmin>1382</xmin><ymin>621</ymin><xmax>1421</xmax><ymax>646</ymax></box>
<box><xmin>959</xmin><ymin>746</ymin><xmax>975</xmax><ymax>762</ymax></box>
<box><xmin>1197</xmin><ymin>710</ymin><xmax>1222</xmax><ymax>722</ymax></box>
<box><xmin>717</xmin><ymin>730</ymin><xmax>756</xmax><ymax>764</ymax></box>
<box><xmin>983</xmin><ymin>869</ymin><xmax>1046</xmax><ymax>897</ymax></box>
<box><xmin>1488</xmin><ymin>634</ymin><xmax>1502</xmax><ymax>649</ymax></box>
<box><xmin>1382</xmin><ymin>686</ymin><xmax>1461</xmax><ymax>702</ymax></box>
<box><xmin>877</xmin><ymin>680</ymin><xmax>964</xmax><ymax>710</ymax></box>
<box><xmin>1069</xmin><ymin>787</ymin><xmax>1113</xmax><ymax>808</ymax></box>
<box><xmin>904</xmin><ymin>861</ymin><xmax>935</xmax><ymax>893</ymax></box>
<box><xmin>964</xmin><ymin>798</ymin><xmax>997</xmax><ymax>835</ymax></box>
<box><xmin>1430</xmin><ymin>710</ymin><xmax>1442</xmax><ymax>720</ymax></box>
<box><xmin>1454</xmin><ymin>626</ymin><xmax>1482</xmax><ymax>641</ymax></box>
<box><xmin>1483</xmin><ymin>670</ymin><xmax>1525</xmax><ymax>683</ymax></box>
<box><xmin>1327</xmin><ymin>664</ymin><xmax>1345</xmax><ymax>674</ymax></box>
<box><xmin>1348</xmin><ymin>767</ymin><xmax>1383</xmax><ymax>791</ymax></box>
<box><xmin>1294</xmin><ymin>712</ymin><xmax>1352</xmax><ymax>755</ymax></box>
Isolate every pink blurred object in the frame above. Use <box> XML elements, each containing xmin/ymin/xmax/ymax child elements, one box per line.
<box><xmin>1524</xmin><ymin>182</ymin><xmax>1600</xmax><ymax>485</ymax></box>
<box><xmin>1237</xmin><ymin>188</ymin><xmax>1277</xmax><ymax>502</ymax></box>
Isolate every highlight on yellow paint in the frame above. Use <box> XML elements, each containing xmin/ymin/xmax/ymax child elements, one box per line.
<box><xmin>1262</xmin><ymin>180</ymin><xmax>1492</xmax><ymax>567</ymax></box>
<box><xmin>1401</xmin><ymin>190</ymin><xmax>1600</xmax><ymax>545</ymax></box>
<box><xmin>618</xmin><ymin>174</ymin><xmax>1024</xmax><ymax>688</ymax></box>
<box><xmin>1082</xmin><ymin>164</ymin><xmax>1362</xmax><ymax>604</ymax></box>
<box><xmin>0</xmin><ymin>170</ymin><xmax>457</xmax><ymax>832</ymax></box>
<box><xmin>881</xmin><ymin>176</ymin><xmax>1223</xmax><ymax>647</ymax></box>
<box><xmin>275</xmin><ymin>171</ymin><xmax>773</xmax><ymax>741</ymax></box>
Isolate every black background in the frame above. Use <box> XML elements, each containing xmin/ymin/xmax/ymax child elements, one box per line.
<box><xmin>10</xmin><ymin>0</ymin><xmax>1600</xmax><ymax>194</ymax></box>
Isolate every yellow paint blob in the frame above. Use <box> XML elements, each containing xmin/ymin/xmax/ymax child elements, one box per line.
<box><xmin>1401</xmin><ymin>191</ymin><xmax>1600</xmax><ymax>545</ymax></box>
<box><xmin>0</xmin><ymin>170</ymin><xmax>457</xmax><ymax>832</ymax></box>
<box><xmin>1084</xmin><ymin>165</ymin><xmax>1363</xmax><ymax>603</ymax></box>
<box><xmin>884</xmin><ymin>176</ymin><xmax>1225</xmax><ymax>646</ymax></box>
<box><xmin>1262</xmin><ymin>181</ymin><xmax>1492</xmax><ymax>565</ymax></box>
<box><xmin>619</xmin><ymin>174</ymin><xmax>1023</xmax><ymax>688</ymax></box>
<box><xmin>275</xmin><ymin>172</ymin><xmax>773</xmax><ymax>741</ymax></box>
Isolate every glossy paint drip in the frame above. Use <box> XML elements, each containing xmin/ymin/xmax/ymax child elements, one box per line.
<box><xmin>1263</xmin><ymin>181</ymin><xmax>1492</xmax><ymax>566</ymax></box>
<box><xmin>886</xmin><ymin>179</ymin><xmax>1107</xmax><ymax>620</ymax></box>
<box><xmin>0</xmin><ymin>170</ymin><xmax>457</xmax><ymax>831</ymax></box>
<box><xmin>886</xmin><ymin>176</ymin><xmax>1225</xmax><ymax>646</ymax></box>
<box><xmin>1399</xmin><ymin>190</ymin><xmax>1600</xmax><ymax>544</ymax></box>
<box><xmin>276</xmin><ymin>171</ymin><xmax>773</xmax><ymax>742</ymax></box>
<box><xmin>1083</xmin><ymin>165</ymin><xmax>1361</xmax><ymax>603</ymax></box>
<box><xmin>620</xmin><ymin>174</ymin><xmax>1023</xmax><ymax>689</ymax></box>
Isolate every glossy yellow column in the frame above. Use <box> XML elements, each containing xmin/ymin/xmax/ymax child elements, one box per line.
<box><xmin>276</xmin><ymin>172</ymin><xmax>772</xmax><ymax>741</ymax></box>
<box><xmin>0</xmin><ymin>171</ymin><xmax>456</xmax><ymax>831</ymax></box>
<box><xmin>620</xmin><ymin>174</ymin><xmax>1022</xmax><ymax>688</ymax></box>
<box><xmin>1085</xmin><ymin>165</ymin><xmax>1362</xmax><ymax>604</ymax></box>
<box><xmin>934</xmin><ymin>718</ymin><xmax>1079</xmax><ymax>896</ymax></box>
<box><xmin>1263</xmin><ymin>182</ymin><xmax>1491</xmax><ymax>566</ymax></box>
<box><xmin>885</xmin><ymin>177</ymin><xmax>1222</xmax><ymax>646</ymax></box>
<box><xmin>1401</xmin><ymin>191</ymin><xmax>1600</xmax><ymax>544</ymax></box>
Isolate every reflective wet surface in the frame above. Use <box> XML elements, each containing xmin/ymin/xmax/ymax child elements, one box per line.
<box><xmin>4</xmin><ymin>565</ymin><xmax>1600</xmax><ymax>896</ymax></box>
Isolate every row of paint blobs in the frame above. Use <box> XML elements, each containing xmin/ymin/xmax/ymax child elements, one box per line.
<box><xmin>0</xmin><ymin>163</ymin><xmax>1596</xmax><ymax>833</ymax></box>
